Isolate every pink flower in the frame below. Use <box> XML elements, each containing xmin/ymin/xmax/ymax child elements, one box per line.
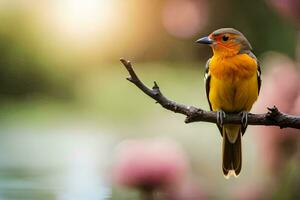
<box><xmin>112</xmin><ymin>139</ymin><xmax>189</xmax><ymax>191</ymax></box>
<box><xmin>267</xmin><ymin>0</ymin><xmax>300</xmax><ymax>26</ymax></box>
<box><xmin>162</xmin><ymin>0</ymin><xmax>209</xmax><ymax>38</ymax></box>
<box><xmin>253</xmin><ymin>54</ymin><xmax>300</xmax><ymax>173</ymax></box>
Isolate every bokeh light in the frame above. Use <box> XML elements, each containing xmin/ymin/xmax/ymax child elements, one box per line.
<box><xmin>162</xmin><ymin>0</ymin><xmax>208</xmax><ymax>38</ymax></box>
<box><xmin>50</xmin><ymin>0</ymin><xmax>117</xmax><ymax>41</ymax></box>
<box><xmin>267</xmin><ymin>0</ymin><xmax>300</xmax><ymax>27</ymax></box>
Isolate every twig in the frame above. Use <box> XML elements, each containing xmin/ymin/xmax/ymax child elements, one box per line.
<box><xmin>120</xmin><ymin>58</ymin><xmax>300</xmax><ymax>129</ymax></box>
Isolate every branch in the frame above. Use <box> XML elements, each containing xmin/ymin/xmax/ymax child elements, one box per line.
<box><xmin>120</xmin><ymin>58</ymin><xmax>300</xmax><ymax>129</ymax></box>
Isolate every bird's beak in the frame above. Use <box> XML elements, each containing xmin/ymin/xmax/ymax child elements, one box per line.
<box><xmin>196</xmin><ymin>36</ymin><xmax>213</xmax><ymax>45</ymax></box>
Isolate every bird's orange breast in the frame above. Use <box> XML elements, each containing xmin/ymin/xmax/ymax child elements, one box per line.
<box><xmin>210</xmin><ymin>54</ymin><xmax>257</xmax><ymax>80</ymax></box>
<box><xmin>208</xmin><ymin>53</ymin><xmax>258</xmax><ymax>112</ymax></box>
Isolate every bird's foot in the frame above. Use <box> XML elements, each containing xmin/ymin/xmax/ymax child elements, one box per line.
<box><xmin>217</xmin><ymin>109</ymin><xmax>226</xmax><ymax>127</ymax></box>
<box><xmin>240</xmin><ymin>111</ymin><xmax>248</xmax><ymax>129</ymax></box>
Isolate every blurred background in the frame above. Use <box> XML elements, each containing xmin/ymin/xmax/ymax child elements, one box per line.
<box><xmin>0</xmin><ymin>0</ymin><xmax>299</xmax><ymax>199</ymax></box>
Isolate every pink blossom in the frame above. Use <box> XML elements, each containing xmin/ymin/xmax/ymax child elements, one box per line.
<box><xmin>267</xmin><ymin>0</ymin><xmax>300</xmax><ymax>26</ymax></box>
<box><xmin>253</xmin><ymin>54</ymin><xmax>300</xmax><ymax>173</ymax></box>
<box><xmin>112</xmin><ymin>139</ymin><xmax>189</xmax><ymax>190</ymax></box>
<box><xmin>162</xmin><ymin>0</ymin><xmax>208</xmax><ymax>38</ymax></box>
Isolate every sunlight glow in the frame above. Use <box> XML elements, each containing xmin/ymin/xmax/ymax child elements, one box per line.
<box><xmin>53</xmin><ymin>0</ymin><xmax>116</xmax><ymax>40</ymax></box>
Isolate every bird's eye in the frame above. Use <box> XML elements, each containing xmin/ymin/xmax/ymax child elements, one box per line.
<box><xmin>222</xmin><ymin>35</ymin><xmax>229</xmax><ymax>42</ymax></box>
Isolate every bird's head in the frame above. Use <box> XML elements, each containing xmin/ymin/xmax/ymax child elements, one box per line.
<box><xmin>196</xmin><ymin>28</ymin><xmax>252</xmax><ymax>56</ymax></box>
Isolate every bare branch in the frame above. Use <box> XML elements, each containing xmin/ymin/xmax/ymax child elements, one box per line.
<box><xmin>120</xmin><ymin>58</ymin><xmax>300</xmax><ymax>129</ymax></box>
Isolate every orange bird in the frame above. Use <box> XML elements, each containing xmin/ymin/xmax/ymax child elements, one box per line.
<box><xmin>196</xmin><ymin>28</ymin><xmax>261</xmax><ymax>178</ymax></box>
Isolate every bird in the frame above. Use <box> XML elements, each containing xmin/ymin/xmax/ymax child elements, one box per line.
<box><xmin>196</xmin><ymin>28</ymin><xmax>261</xmax><ymax>178</ymax></box>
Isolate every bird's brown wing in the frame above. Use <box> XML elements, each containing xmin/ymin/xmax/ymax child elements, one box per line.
<box><xmin>247</xmin><ymin>51</ymin><xmax>261</xmax><ymax>95</ymax></box>
<box><xmin>204</xmin><ymin>59</ymin><xmax>212</xmax><ymax>111</ymax></box>
<box><xmin>257</xmin><ymin>61</ymin><xmax>262</xmax><ymax>95</ymax></box>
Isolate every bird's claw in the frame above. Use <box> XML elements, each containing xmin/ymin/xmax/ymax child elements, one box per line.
<box><xmin>217</xmin><ymin>110</ymin><xmax>226</xmax><ymax>127</ymax></box>
<box><xmin>240</xmin><ymin>111</ymin><xmax>248</xmax><ymax>129</ymax></box>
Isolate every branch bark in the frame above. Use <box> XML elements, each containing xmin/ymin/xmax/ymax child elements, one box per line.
<box><xmin>120</xmin><ymin>58</ymin><xmax>300</xmax><ymax>129</ymax></box>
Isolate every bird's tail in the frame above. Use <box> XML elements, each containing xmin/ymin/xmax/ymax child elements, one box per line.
<box><xmin>222</xmin><ymin>125</ymin><xmax>242</xmax><ymax>178</ymax></box>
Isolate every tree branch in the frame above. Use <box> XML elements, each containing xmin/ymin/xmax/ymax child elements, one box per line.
<box><xmin>120</xmin><ymin>58</ymin><xmax>300</xmax><ymax>129</ymax></box>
